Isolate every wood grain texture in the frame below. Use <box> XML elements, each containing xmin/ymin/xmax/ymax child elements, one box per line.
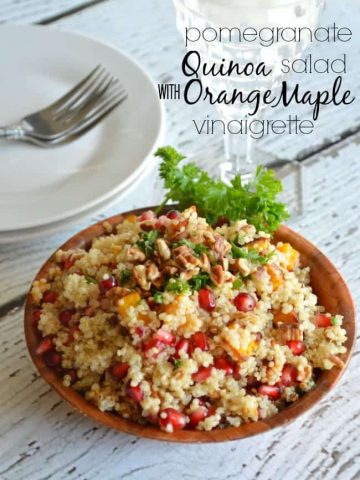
<box><xmin>0</xmin><ymin>0</ymin><xmax>360</xmax><ymax>478</ymax></box>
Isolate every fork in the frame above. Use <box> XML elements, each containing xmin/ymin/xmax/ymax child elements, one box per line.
<box><xmin>0</xmin><ymin>65</ymin><xmax>127</xmax><ymax>147</ymax></box>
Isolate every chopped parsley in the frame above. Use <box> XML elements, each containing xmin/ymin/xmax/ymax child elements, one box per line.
<box><xmin>84</xmin><ymin>275</ymin><xmax>97</xmax><ymax>284</ymax></box>
<box><xmin>189</xmin><ymin>272</ymin><xmax>211</xmax><ymax>291</ymax></box>
<box><xmin>174</xmin><ymin>359</ymin><xmax>182</xmax><ymax>369</ymax></box>
<box><xmin>136</xmin><ymin>230</ymin><xmax>160</xmax><ymax>257</ymax></box>
<box><xmin>331</xmin><ymin>316</ymin><xmax>341</xmax><ymax>326</ymax></box>
<box><xmin>153</xmin><ymin>292</ymin><xmax>164</xmax><ymax>304</ymax></box>
<box><xmin>165</xmin><ymin>278</ymin><xmax>190</xmax><ymax>294</ymax></box>
<box><xmin>232</xmin><ymin>277</ymin><xmax>243</xmax><ymax>289</ymax></box>
<box><xmin>230</xmin><ymin>242</ymin><xmax>272</xmax><ymax>265</ymax></box>
<box><xmin>119</xmin><ymin>269</ymin><xmax>132</xmax><ymax>285</ymax></box>
<box><xmin>173</xmin><ymin>239</ymin><xmax>209</xmax><ymax>257</ymax></box>
<box><xmin>155</xmin><ymin>146</ymin><xmax>289</xmax><ymax>232</ymax></box>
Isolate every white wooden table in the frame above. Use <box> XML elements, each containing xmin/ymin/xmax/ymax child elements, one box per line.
<box><xmin>0</xmin><ymin>1</ymin><xmax>359</xmax><ymax>479</ymax></box>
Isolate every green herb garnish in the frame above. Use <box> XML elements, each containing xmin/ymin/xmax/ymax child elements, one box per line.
<box><xmin>230</xmin><ymin>242</ymin><xmax>272</xmax><ymax>265</ymax></box>
<box><xmin>165</xmin><ymin>278</ymin><xmax>190</xmax><ymax>294</ymax></box>
<box><xmin>174</xmin><ymin>359</ymin><xmax>182</xmax><ymax>369</ymax></box>
<box><xmin>232</xmin><ymin>277</ymin><xmax>243</xmax><ymax>289</ymax></box>
<box><xmin>173</xmin><ymin>239</ymin><xmax>209</xmax><ymax>257</ymax></box>
<box><xmin>189</xmin><ymin>272</ymin><xmax>211</xmax><ymax>291</ymax></box>
<box><xmin>119</xmin><ymin>269</ymin><xmax>132</xmax><ymax>285</ymax></box>
<box><xmin>331</xmin><ymin>316</ymin><xmax>341</xmax><ymax>326</ymax></box>
<box><xmin>84</xmin><ymin>275</ymin><xmax>97</xmax><ymax>284</ymax></box>
<box><xmin>136</xmin><ymin>230</ymin><xmax>160</xmax><ymax>257</ymax></box>
<box><xmin>155</xmin><ymin>146</ymin><xmax>289</xmax><ymax>232</ymax></box>
<box><xmin>153</xmin><ymin>292</ymin><xmax>164</xmax><ymax>304</ymax></box>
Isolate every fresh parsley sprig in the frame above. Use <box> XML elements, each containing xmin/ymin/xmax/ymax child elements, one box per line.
<box><xmin>155</xmin><ymin>146</ymin><xmax>289</xmax><ymax>233</ymax></box>
<box><xmin>230</xmin><ymin>242</ymin><xmax>272</xmax><ymax>265</ymax></box>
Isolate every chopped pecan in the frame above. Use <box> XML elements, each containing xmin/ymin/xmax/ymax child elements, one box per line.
<box><xmin>231</xmin><ymin>258</ymin><xmax>251</xmax><ymax>276</ymax></box>
<box><xmin>213</xmin><ymin>234</ymin><xmax>231</xmax><ymax>259</ymax></box>
<box><xmin>126</xmin><ymin>246</ymin><xmax>146</xmax><ymax>262</ymax></box>
<box><xmin>297</xmin><ymin>364</ymin><xmax>312</xmax><ymax>382</ymax></box>
<box><xmin>162</xmin><ymin>265</ymin><xmax>178</xmax><ymax>276</ymax></box>
<box><xmin>210</xmin><ymin>265</ymin><xmax>225</xmax><ymax>287</ymax></box>
<box><xmin>198</xmin><ymin>253</ymin><xmax>211</xmax><ymax>273</ymax></box>
<box><xmin>133</xmin><ymin>265</ymin><xmax>151</xmax><ymax>290</ymax></box>
<box><xmin>156</xmin><ymin>238</ymin><xmax>171</xmax><ymax>260</ymax></box>
<box><xmin>180</xmin><ymin>267</ymin><xmax>200</xmax><ymax>280</ymax></box>
<box><xmin>146</xmin><ymin>263</ymin><xmax>160</xmax><ymax>282</ymax></box>
<box><xmin>176</xmin><ymin>252</ymin><xmax>198</xmax><ymax>270</ymax></box>
<box><xmin>203</xmin><ymin>230</ymin><xmax>216</xmax><ymax>245</ymax></box>
<box><xmin>277</xmin><ymin>324</ymin><xmax>303</xmax><ymax>343</ymax></box>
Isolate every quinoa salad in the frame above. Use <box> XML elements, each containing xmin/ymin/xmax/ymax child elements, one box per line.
<box><xmin>30</xmin><ymin>207</ymin><xmax>347</xmax><ymax>433</ymax></box>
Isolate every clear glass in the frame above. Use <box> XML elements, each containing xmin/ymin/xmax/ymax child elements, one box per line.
<box><xmin>173</xmin><ymin>0</ymin><xmax>325</xmax><ymax>207</ymax></box>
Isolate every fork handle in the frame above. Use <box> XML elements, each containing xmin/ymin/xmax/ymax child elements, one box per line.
<box><xmin>0</xmin><ymin>125</ymin><xmax>24</xmax><ymax>140</ymax></box>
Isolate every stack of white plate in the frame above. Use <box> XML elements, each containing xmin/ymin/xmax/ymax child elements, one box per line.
<box><xmin>0</xmin><ymin>26</ymin><xmax>164</xmax><ymax>244</ymax></box>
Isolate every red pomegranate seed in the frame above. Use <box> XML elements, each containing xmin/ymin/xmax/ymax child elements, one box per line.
<box><xmin>64</xmin><ymin>325</ymin><xmax>80</xmax><ymax>346</ymax></box>
<box><xmin>166</xmin><ymin>210</ymin><xmax>180</xmax><ymax>219</ymax></box>
<box><xmin>42</xmin><ymin>291</ymin><xmax>57</xmax><ymax>304</ymax></box>
<box><xmin>135</xmin><ymin>326</ymin><xmax>146</xmax><ymax>337</ymax></box>
<box><xmin>139</xmin><ymin>210</ymin><xmax>155</xmax><ymax>222</ymax></box>
<box><xmin>32</xmin><ymin>309</ymin><xmax>42</xmax><ymax>327</ymax></box>
<box><xmin>143</xmin><ymin>338</ymin><xmax>165</xmax><ymax>358</ymax></box>
<box><xmin>159</xmin><ymin>408</ymin><xmax>187</xmax><ymax>430</ymax></box>
<box><xmin>45</xmin><ymin>351</ymin><xmax>61</xmax><ymax>368</ymax></box>
<box><xmin>258</xmin><ymin>384</ymin><xmax>281</xmax><ymax>400</ymax></box>
<box><xmin>189</xmin><ymin>407</ymin><xmax>208</xmax><ymax>428</ymax></box>
<box><xmin>99</xmin><ymin>276</ymin><xmax>117</xmax><ymax>294</ymax></box>
<box><xmin>59</xmin><ymin>309</ymin><xmax>74</xmax><ymax>326</ymax></box>
<box><xmin>154</xmin><ymin>329</ymin><xmax>176</xmax><ymax>345</ymax></box>
<box><xmin>192</xmin><ymin>366</ymin><xmax>213</xmax><ymax>383</ymax></box>
<box><xmin>214</xmin><ymin>357</ymin><xmax>234</xmax><ymax>375</ymax></box>
<box><xmin>174</xmin><ymin>338</ymin><xmax>190</xmax><ymax>358</ymax></box>
<box><xmin>191</xmin><ymin>332</ymin><xmax>209</xmax><ymax>351</ymax></box>
<box><xmin>63</xmin><ymin>256</ymin><xmax>75</xmax><ymax>270</ymax></box>
<box><xmin>314</xmin><ymin>313</ymin><xmax>332</xmax><ymax>328</ymax></box>
<box><xmin>234</xmin><ymin>293</ymin><xmax>256</xmax><ymax>312</ymax></box>
<box><xmin>198</xmin><ymin>289</ymin><xmax>216</xmax><ymax>312</ymax></box>
<box><xmin>246</xmin><ymin>375</ymin><xmax>258</xmax><ymax>388</ymax></box>
<box><xmin>36</xmin><ymin>337</ymin><xmax>54</xmax><ymax>355</ymax></box>
<box><xmin>110</xmin><ymin>362</ymin><xmax>129</xmax><ymax>381</ymax></box>
<box><xmin>127</xmin><ymin>385</ymin><xmax>143</xmax><ymax>403</ymax></box>
<box><xmin>287</xmin><ymin>340</ymin><xmax>305</xmax><ymax>356</ymax></box>
<box><xmin>280</xmin><ymin>364</ymin><xmax>298</xmax><ymax>387</ymax></box>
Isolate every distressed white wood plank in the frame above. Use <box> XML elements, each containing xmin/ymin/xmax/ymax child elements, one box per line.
<box><xmin>0</xmin><ymin>0</ymin><xmax>102</xmax><ymax>24</ymax></box>
<box><xmin>0</xmin><ymin>136</ymin><xmax>359</xmax><ymax>480</ymax></box>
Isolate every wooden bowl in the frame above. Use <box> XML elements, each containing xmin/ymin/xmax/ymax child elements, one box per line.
<box><xmin>24</xmin><ymin>206</ymin><xmax>356</xmax><ymax>443</ymax></box>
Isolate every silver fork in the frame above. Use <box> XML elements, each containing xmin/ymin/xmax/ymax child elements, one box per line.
<box><xmin>0</xmin><ymin>65</ymin><xmax>127</xmax><ymax>147</ymax></box>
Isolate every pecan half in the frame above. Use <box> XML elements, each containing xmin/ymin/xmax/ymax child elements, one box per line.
<box><xmin>133</xmin><ymin>265</ymin><xmax>151</xmax><ymax>290</ymax></box>
<box><xmin>198</xmin><ymin>253</ymin><xmax>211</xmax><ymax>273</ymax></box>
<box><xmin>146</xmin><ymin>263</ymin><xmax>161</xmax><ymax>282</ymax></box>
<box><xmin>156</xmin><ymin>238</ymin><xmax>171</xmax><ymax>260</ymax></box>
<box><xmin>213</xmin><ymin>234</ymin><xmax>231</xmax><ymax>259</ymax></box>
<box><xmin>176</xmin><ymin>252</ymin><xmax>198</xmax><ymax>270</ymax></box>
<box><xmin>126</xmin><ymin>246</ymin><xmax>146</xmax><ymax>262</ymax></box>
<box><xmin>276</xmin><ymin>324</ymin><xmax>303</xmax><ymax>343</ymax></box>
<box><xmin>210</xmin><ymin>265</ymin><xmax>225</xmax><ymax>287</ymax></box>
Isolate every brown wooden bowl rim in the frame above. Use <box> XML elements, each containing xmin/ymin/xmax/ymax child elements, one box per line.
<box><xmin>24</xmin><ymin>205</ymin><xmax>357</xmax><ymax>443</ymax></box>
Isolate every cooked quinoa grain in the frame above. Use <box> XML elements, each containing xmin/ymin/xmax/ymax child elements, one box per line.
<box><xmin>30</xmin><ymin>207</ymin><xmax>347</xmax><ymax>432</ymax></box>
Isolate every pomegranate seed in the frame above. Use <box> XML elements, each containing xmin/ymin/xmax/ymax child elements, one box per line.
<box><xmin>214</xmin><ymin>357</ymin><xmax>234</xmax><ymax>375</ymax></box>
<box><xmin>287</xmin><ymin>340</ymin><xmax>305</xmax><ymax>356</ymax></box>
<box><xmin>135</xmin><ymin>326</ymin><xmax>146</xmax><ymax>337</ymax></box>
<box><xmin>159</xmin><ymin>408</ymin><xmax>187</xmax><ymax>430</ymax></box>
<box><xmin>143</xmin><ymin>338</ymin><xmax>165</xmax><ymax>358</ymax></box>
<box><xmin>99</xmin><ymin>276</ymin><xmax>117</xmax><ymax>294</ymax></box>
<box><xmin>109</xmin><ymin>362</ymin><xmax>129</xmax><ymax>381</ymax></box>
<box><xmin>139</xmin><ymin>210</ymin><xmax>155</xmax><ymax>222</ymax></box>
<box><xmin>174</xmin><ymin>338</ymin><xmax>190</xmax><ymax>358</ymax></box>
<box><xmin>127</xmin><ymin>385</ymin><xmax>143</xmax><ymax>403</ymax></box>
<box><xmin>42</xmin><ymin>291</ymin><xmax>57</xmax><ymax>304</ymax></box>
<box><xmin>192</xmin><ymin>366</ymin><xmax>213</xmax><ymax>383</ymax></box>
<box><xmin>166</xmin><ymin>210</ymin><xmax>180</xmax><ymax>219</ymax></box>
<box><xmin>198</xmin><ymin>289</ymin><xmax>216</xmax><ymax>312</ymax></box>
<box><xmin>314</xmin><ymin>313</ymin><xmax>332</xmax><ymax>328</ymax></box>
<box><xmin>246</xmin><ymin>375</ymin><xmax>258</xmax><ymax>388</ymax></box>
<box><xmin>59</xmin><ymin>309</ymin><xmax>74</xmax><ymax>326</ymax></box>
<box><xmin>145</xmin><ymin>413</ymin><xmax>159</xmax><ymax>425</ymax></box>
<box><xmin>154</xmin><ymin>329</ymin><xmax>176</xmax><ymax>345</ymax></box>
<box><xmin>36</xmin><ymin>337</ymin><xmax>54</xmax><ymax>355</ymax></box>
<box><xmin>45</xmin><ymin>351</ymin><xmax>61</xmax><ymax>368</ymax></box>
<box><xmin>280</xmin><ymin>364</ymin><xmax>298</xmax><ymax>387</ymax></box>
<box><xmin>155</xmin><ymin>215</ymin><xmax>168</xmax><ymax>230</ymax></box>
<box><xmin>258</xmin><ymin>384</ymin><xmax>281</xmax><ymax>400</ymax></box>
<box><xmin>32</xmin><ymin>309</ymin><xmax>41</xmax><ymax>328</ymax></box>
<box><xmin>233</xmin><ymin>363</ymin><xmax>242</xmax><ymax>380</ymax></box>
<box><xmin>63</xmin><ymin>256</ymin><xmax>75</xmax><ymax>270</ymax></box>
<box><xmin>191</xmin><ymin>332</ymin><xmax>209</xmax><ymax>351</ymax></box>
<box><xmin>189</xmin><ymin>407</ymin><xmax>208</xmax><ymax>428</ymax></box>
<box><xmin>64</xmin><ymin>325</ymin><xmax>80</xmax><ymax>346</ymax></box>
<box><xmin>234</xmin><ymin>293</ymin><xmax>256</xmax><ymax>312</ymax></box>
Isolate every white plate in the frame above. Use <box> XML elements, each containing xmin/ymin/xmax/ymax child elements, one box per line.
<box><xmin>0</xmin><ymin>25</ymin><xmax>164</xmax><ymax>231</ymax></box>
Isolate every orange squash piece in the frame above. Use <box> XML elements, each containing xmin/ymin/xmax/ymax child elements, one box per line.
<box><xmin>117</xmin><ymin>292</ymin><xmax>141</xmax><ymax>317</ymax></box>
<box><xmin>272</xmin><ymin>310</ymin><xmax>299</xmax><ymax>325</ymax></box>
<box><xmin>276</xmin><ymin>243</ymin><xmax>300</xmax><ymax>271</ymax></box>
<box><xmin>265</xmin><ymin>264</ymin><xmax>284</xmax><ymax>290</ymax></box>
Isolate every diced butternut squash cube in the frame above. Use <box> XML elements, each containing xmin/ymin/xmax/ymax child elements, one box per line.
<box><xmin>276</xmin><ymin>243</ymin><xmax>300</xmax><ymax>271</ymax></box>
<box><xmin>126</xmin><ymin>214</ymin><xmax>137</xmax><ymax>223</ymax></box>
<box><xmin>265</xmin><ymin>264</ymin><xmax>284</xmax><ymax>290</ymax></box>
<box><xmin>117</xmin><ymin>292</ymin><xmax>141</xmax><ymax>317</ymax></box>
<box><xmin>272</xmin><ymin>310</ymin><xmax>298</xmax><ymax>325</ymax></box>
